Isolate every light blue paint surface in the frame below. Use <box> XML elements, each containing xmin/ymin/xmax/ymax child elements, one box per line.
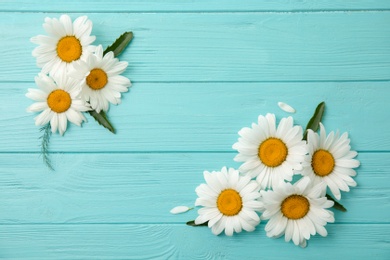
<box><xmin>0</xmin><ymin>1</ymin><xmax>389</xmax><ymax>259</ymax></box>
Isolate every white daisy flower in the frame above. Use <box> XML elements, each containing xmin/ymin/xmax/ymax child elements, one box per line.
<box><xmin>31</xmin><ymin>14</ymin><xmax>96</xmax><ymax>76</ymax></box>
<box><xmin>302</xmin><ymin>123</ymin><xmax>360</xmax><ymax>200</ymax></box>
<box><xmin>26</xmin><ymin>73</ymin><xmax>90</xmax><ymax>135</ymax></box>
<box><xmin>69</xmin><ymin>45</ymin><xmax>131</xmax><ymax>112</ymax></box>
<box><xmin>261</xmin><ymin>177</ymin><xmax>335</xmax><ymax>248</ymax></box>
<box><xmin>194</xmin><ymin>167</ymin><xmax>263</xmax><ymax>236</ymax></box>
<box><xmin>232</xmin><ymin>113</ymin><xmax>307</xmax><ymax>189</ymax></box>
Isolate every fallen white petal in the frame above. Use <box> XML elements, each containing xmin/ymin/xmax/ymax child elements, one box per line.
<box><xmin>278</xmin><ymin>102</ymin><xmax>296</xmax><ymax>113</ymax></box>
<box><xmin>170</xmin><ymin>206</ymin><xmax>192</xmax><ymax>214</ymax></box>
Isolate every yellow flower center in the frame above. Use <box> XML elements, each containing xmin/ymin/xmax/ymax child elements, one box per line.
<box><xmin>281</xmin><ymin>195</ymin><xmax>310</xmax><ymax>220</ymax></box>
<box><xmin>56</xmin><ymin>36</ymin><xmax>82</xmax><ymax>63</ymax></box>
<box><xmin>217</xmin><ymin>189</ymin><xmax>243</xmax><ymax>216</ymax></box>
<box><xmin>258</xmin><ymin>138</ymin><xmax>288</xmax><ymax>167</ymax></box>
<box><xmin>47</xmin><ymin>89</ymin><xmax>72</xmax><ymax>113</ymax></box>
<box><xmin>86</xmin><ymin>68</ymin><xmax>108</xmax><ymax>90</ymax></box>
<box><xmin>312</xmin><ymin>149</ymin><xmax>335</xmax><ymax>177</ymax></box>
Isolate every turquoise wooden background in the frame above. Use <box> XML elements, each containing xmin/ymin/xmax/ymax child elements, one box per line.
<box><xmin>1</xmin><ymin>0</ymin><xmax>389</xmax><ymax>259</ymax></box>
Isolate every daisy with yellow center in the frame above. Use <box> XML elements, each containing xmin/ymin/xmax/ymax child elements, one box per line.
<box><xmin>261</xmin><ymin>177</ymin><xmax>334</xmax><ymax>248</ymax></box>
<box><xmin>31</xmin><ymin>15</ymin><xmax>96</xmax><ymax>76</ymax></box>
<box><xmin>194</xmin><ymin>167</ymin><xmax>263</xmax><ymax>236</ymax></box>
<box><xmin>69</xmin><ymin>45</ymin><xmax>131</xmax><ymax>112</ymax></box>
<box><xmin>302</xmin><ymin>123</ymin><xmax>360</xmax><ymax>200</ymax></box>
<box><xmin>26</xmin><ymin>73</ymin><xmax>90</xmax><ymax>135</ymax></box>
<box><xmin>232</xmin><ymin>113</ymin><xmax>307</xmax><ymax>189</ymax></box>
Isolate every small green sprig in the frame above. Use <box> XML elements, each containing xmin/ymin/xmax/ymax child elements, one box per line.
<box><xmin>40</xmin><ymin>124</ymin><xmax>54</xmax><ymax>171</ymax></box>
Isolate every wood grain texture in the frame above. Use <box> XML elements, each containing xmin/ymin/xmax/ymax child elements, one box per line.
<box><xmin>1</xmin><ymin>0</ymin><xmax>390</xmax><ymax>12</ymax></box>
<box><xmin>1</xmin><ymin>1</ymin><xmax>390</xmax><ymax>258</ymax></box>
<box><xmin>0</xmin><ymin>224</ymin><xmax>389</xmax><ymax>259</ymax></box>
<box><xmin>1</xmin><ymin>12</ymin><xmax>390</xmax><ymax>82</ymax></box>
<box><xmin>4</xmin><ymin>82</ymin><xmax>388</xmax><ymax>152</ymax></box>
<box><xmin>0</xmin><ymin>153</ymin><xmax>387</xmax><ymax>224</ymax></box>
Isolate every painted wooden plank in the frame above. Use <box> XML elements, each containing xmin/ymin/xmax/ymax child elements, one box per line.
<box><xmin>0</xmin><ymin>224</ymin><xmax>388</xmax><ymax>259</ymax></box>
<box><xmin>1</xmin><ymin>0</ymin><xmax>390</xmax><ymax>12</ymax></box>
<box><xmin>3</xmin><ymin>82</ymin><xmax>389</xmax><ymax>152</ymax></box>
<box><xmin>1</xmin><ymin>12</ymin><xmax>390</xmax><ymax>82</ymax></box>
<box><xmin>0</xmin><ymin>153</ymin><xmax>387</xmax><ymax>224</ymax></box>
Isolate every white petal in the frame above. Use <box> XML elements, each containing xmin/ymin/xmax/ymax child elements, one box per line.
<box><xmin>207</xmin><ymin>212</ymin><xmax>223</xmax><ymax>228</ymax></box>
<box><xmin>211</xmin><ymin>217</ymin><xmax>226</xmax><ymax>235</ymax></box>
<box><xmin>195</xmin><ymin>215</ymin><xmax>207</xmax><ymax>225</ymax></box>
<box><xmin>265</xmin><ymin>113</ymin><xmax>276</xmax><ymax>136</ymax></box>
<box><xmin>284</xmin><ymin>220</ymin><xmax>294</xmax><ymax>242</ymax></box>
<box><xmin>319</xmin><ymin>123</ymin><xmax>327</xmax><ymax>146</ymax></box>
<box><xmin>307</xmin><ymin>182</ymin><xmax>326</xmax><ymax>198</ymax></box>
<box><xmin>26</xmin><ymin>88</ymin><xmax>48</xmax><ymax>102</ymax></box>
<box><xmin>65</xmin><ymin>108</ymin><xmax>85</xmax><ymax>126</ymax></box>
<box><xmin>35</xmin><ymin>109</ymin><xmax>53</xmax><ymax>126</ymax></box>
<box><xmin>50</xmin><ymin>113</ymin><xmax>59</xmax><ymax>133</ymax></box>
<box><xmin>314</xmin><ymin>222</ymin><xmax>328</xmax><ymax>237</ymax></box>
<box><xmin>27</xmin><ymin>102</ymin><xmax>47</xmax><ymax>112</ymax></box>
<box><xmin>324</xmin><ymin>176</ymin><xmax>342</xmax><ymax>200</ymax></box>
<box><xmin>336</xmin><ymin>159</ymin><xmax>360</xmax><ymax>168</ymax></box>
<box><xmin>203</xmin><ymin>171</ymin><xmax>222</xmax><ymax>193</ymax></box>
<box><xmin>58</xmin><ymin>113</ymin><xmax>68</xmax><ymax>136</ymax></box>
<box><xmin>240</xmin><ymin>208</ymin><xmax>260</xmax><ymax>222</ymax></box>
<box><xmin>224</xmin><ymin>218</ymin><xmax>234</xmax><ymax>236</ymax></box>
<box><xmin>60</xmin><ymin>15</ymin><xmax>73</xmax><ymax>35</ymax></box>
<box><xmin>239</xmin><ymin>218</ymin><xmax>256</xmax><ymax>232</ymax></box>
<box><xmin>195</xmin><ymin>183</ymin><xmax>218</xmax><ymax>199</ymax></box>
<box><xmin>297</xmin><ymin>218</ymin><xmax>311</xmax><ymax>240</ymax></box>
<box><xmin>232</xmin><ymin>216</ymin><xmax>243</xmax><ymax>233</ymax></box>
<box><xmin>95</xmin><ymin>45</ymin><xmax>104</xmax><ymax>59</ymax></box>
<box><xmin>278</xmin><ymin>102</ymin><xmax>296</xmax><ymax>113</ymax></box>
<box><xmin>239</xmin><ymin>159</ymin><xmax>261</xmax><ymax>172</ymax></box>
<box><xmin>294</xmin><ymin>176</ymin><xmax>311</xmax><ymax>193</ymax></box>
<box><xmin>292</xmin><ymin>221</ymin><xmax>301</xmax><ymax>246</ymax></box>
<box><xmin>73</xmin><ymin>16</ymin><xmax>89</xmax><ymax>39</ymax></box>
<box><xmin>107</xmin><ymin>61</ymin><xmax>128</xmax><ymax>76</ymax></box>
<box><xmin>170</xmin><ymin>206</ymin><xmax>191</xmax><ymax>214</ymax></box>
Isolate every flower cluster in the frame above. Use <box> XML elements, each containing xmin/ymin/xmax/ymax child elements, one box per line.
<box><xmin>193</xmin><ymin>106</ymin><xmax>360</xmax><ymax>248</ymax></box>
<box><xmin>26</xmin><ymin>15</ymin><xmax>132</xmax><ymax>135</ymax></box>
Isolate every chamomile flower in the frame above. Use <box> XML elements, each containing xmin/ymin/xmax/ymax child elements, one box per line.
<box><xmin>302</xmin><ymin>123</ymin><xmax>360</xmax><ymax>200</ymax></box>
<box><xmin>31</xmin><ymin>14</ymin><xmax>96</xmax><ymax>76</ymax></box>
<box><xmin>69</xmin><ymin>45</ymin><xmax>131</xmax><ymax>112</ymax></box>
<box><xmin>261</xmin><ymin>177</ymin><xmax>334</xmax><ymax>248</ymax></box>
<box><xmin>26</xmin><ymin>73</ymin><xmax>90</xmax><ymax>135</ymax></box>
<box><xmin>233</xmin><ymin>113</ymin><xmax>307</xmax><ymax>189</ymax></box>
<box><xmin>195</xmin><ymin>167</ymin><xmax>263</xmax><ymax>236</ymax></box>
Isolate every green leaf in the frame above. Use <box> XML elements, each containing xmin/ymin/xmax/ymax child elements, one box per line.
<box><xmin>39</xmin><ymin>124</ymin><xmax>54</xmax><ymax>171</ymax></box>
<box><xmin>88</xmin><ymin>110</ymin><xmax>116</xmax><ymax>134</ymax></box>
<box><xmin>303</xmin><ymin>101</ymin><xmax>325</xmax><ymax>140</ymax></box>
<box><xmin>186</xmin><ymin>220</ymin><xmax>208</xmax><ymax>227</ymax></box>
<box><xmin>103</xmin><ymin>31</ymin><xmax>133</xmax><ymax>57</ymax></box>
<box><xmin>326</xmin><ymin>194</ymin><xmax>347</xmax><ymax>212</ymax></box>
